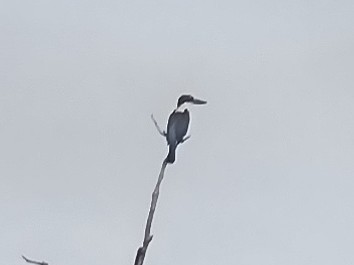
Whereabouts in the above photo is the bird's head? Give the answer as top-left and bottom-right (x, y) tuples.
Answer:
(177, 95), (207, 107)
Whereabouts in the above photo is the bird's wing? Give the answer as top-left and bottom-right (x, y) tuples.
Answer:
(167, 110), (189, 144)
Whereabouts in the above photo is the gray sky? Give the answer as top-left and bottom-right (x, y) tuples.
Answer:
(1, 0), (354, 264)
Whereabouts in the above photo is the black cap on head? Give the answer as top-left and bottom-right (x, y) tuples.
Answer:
(177, 95), (207, 107)
(177, 95), (194, 107)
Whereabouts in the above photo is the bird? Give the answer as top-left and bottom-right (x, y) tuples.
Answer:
(165, 95), (207, 163)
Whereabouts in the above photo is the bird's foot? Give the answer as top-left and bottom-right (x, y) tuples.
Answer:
(180, 135), (191, 143)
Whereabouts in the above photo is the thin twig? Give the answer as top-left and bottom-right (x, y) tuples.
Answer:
(151, 114), (166, 137)
(134, 159), (168, 265)
(22, 255), (48, 265)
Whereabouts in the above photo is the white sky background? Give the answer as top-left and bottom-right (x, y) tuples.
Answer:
(1, 0), (354, 264)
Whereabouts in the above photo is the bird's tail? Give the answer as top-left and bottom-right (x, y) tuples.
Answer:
(166, 144), (177, 164)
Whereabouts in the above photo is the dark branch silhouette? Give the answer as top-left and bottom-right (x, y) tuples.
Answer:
(22, 255), (48, 265)
(134, 159), (168, 265)
(134, 114), (192, 265)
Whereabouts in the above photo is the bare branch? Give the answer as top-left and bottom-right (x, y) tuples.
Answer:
(22, 255), (48, 265)
(151, 114), (166, 137)
(134, 159), (168, 265)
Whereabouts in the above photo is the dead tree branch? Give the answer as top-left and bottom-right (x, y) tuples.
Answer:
(134, 159), (168, 265)
(134, 114), (190, 265)
(22, 255), (48, 265)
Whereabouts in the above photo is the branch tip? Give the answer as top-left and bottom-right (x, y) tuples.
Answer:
(151, 114), (166, 137)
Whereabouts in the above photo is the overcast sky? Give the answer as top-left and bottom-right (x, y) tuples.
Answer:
(1, 0), (354, 264)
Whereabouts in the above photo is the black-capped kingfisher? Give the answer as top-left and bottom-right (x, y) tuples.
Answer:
(165, 95), (207, 163)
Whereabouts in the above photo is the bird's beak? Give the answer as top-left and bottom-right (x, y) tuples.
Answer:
(192, 98), (207, 105)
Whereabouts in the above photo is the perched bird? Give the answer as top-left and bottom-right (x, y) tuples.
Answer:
(166, 95), (207, 163)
